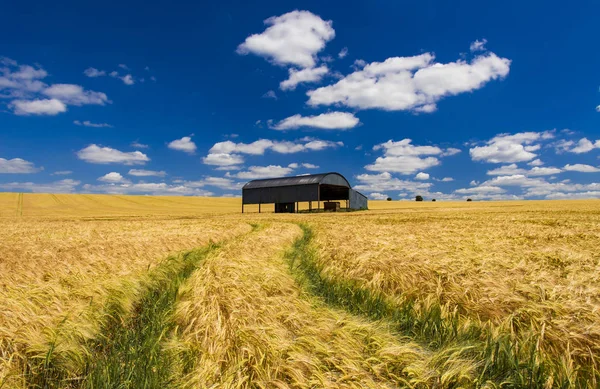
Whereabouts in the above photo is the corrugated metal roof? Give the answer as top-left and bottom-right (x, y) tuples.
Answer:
(242, 172), (350, 189)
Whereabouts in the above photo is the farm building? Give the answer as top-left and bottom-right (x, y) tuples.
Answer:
(242, 172), (368, 213)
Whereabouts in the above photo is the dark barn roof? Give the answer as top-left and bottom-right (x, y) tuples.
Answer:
(242, 172), (351, 190)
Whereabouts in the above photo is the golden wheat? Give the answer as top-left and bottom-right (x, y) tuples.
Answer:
(1, 193), (599, 388)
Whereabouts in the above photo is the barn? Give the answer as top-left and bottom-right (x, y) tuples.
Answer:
(241, 172), (368, 213)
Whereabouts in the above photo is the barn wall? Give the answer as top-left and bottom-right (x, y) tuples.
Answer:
(349, 189), (368, 210)
(242, 184), (319, 204)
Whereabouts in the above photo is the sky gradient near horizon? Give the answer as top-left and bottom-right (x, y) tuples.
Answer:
(1, 0), (600, 200)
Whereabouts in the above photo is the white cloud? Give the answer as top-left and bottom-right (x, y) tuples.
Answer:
(43, 84), (110, 106)
(369, 192), (389, 200)
(131, 141), (149, 149)
(98, 172), (129, 183)
(234, 165), (294, 179)
(596, 105), (600, 113)
(183, 176), (243, 190)
(118, 64), (129, 70)
(302, 163), (319, 169)
(262, 90), (277, 99)
(415, 172), (430, 180)
(83, 182), (214, 196)
(237, 10), (335, 68)
(74, 120), (113, 128)
(487, 163), (562, 176)
(441, 177), (454, 182)
(307, 50), (510, 112)
(168, 136), (197, 154)
(109, 71), (119, 78)
(271, 111), (359, 130)
(338, 47), (348, 59)
(77, 144), (150, 165)
(0, 157), (43, 173)
(563, 164), (600, 173)
(83, 67), (106, 77)
(470, 131), (552, 163)
(354, 172), (432, 193)
(469, 39), (487, 52)
(365, 139), (457, 174)
(280, 66), (329, 90)
(528, 166), (562, 176)
(204, 138), (342, 167)
(0, 179), (80, 193)
(51, 170), (72, 175)
(455, 185), (506, 194)
(121, 74), (134, 85)
(487, 164), (527, 175)
(203, 153), (245, 166)
(10, 98), (67, 115)
(128, 169), (166, 177)
(480, 174), (600, 199)
(569, 138), (600, 154)
(1, 60), (48, 102)
(528, 159), (544, 166)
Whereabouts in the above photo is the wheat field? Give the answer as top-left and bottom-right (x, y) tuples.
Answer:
(0, 193), (598, 388)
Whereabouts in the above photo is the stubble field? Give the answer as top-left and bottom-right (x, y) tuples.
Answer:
(0, 193), (598, 388)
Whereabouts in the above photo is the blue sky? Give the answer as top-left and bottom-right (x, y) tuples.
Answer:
(1, 0), (599, 200)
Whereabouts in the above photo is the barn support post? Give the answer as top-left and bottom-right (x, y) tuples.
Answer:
(317, 185), (321, 211)
(242, 203), (244, 213)
(309, 201), (312, 212)
(296, 202), (298, 213)
(259, 203), (261, 213)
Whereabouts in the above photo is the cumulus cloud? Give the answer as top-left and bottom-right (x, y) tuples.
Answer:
(365, 139), (458, 174)
(369, 192), (389, 200)
(168, 136), (197, 154)
(271, 112), (359, 130)
(563, 164), (600, 173)
(469, 39), (487, 52)
(0, 157), (43, 173)
(128, 169), (167, 177)
(43, 84), (110, 106)
(455, 185), (506, 194)
(237, 10), (335, 68)
(98, 172), (130, 183)
(307, 50), (510, 112)
(0, 179), (80, 193)
(83, 182), (214, 197)
(77, 144), (150, 165)
(83, 67), (106, 77)
(10, 98), (67, 115)
(203, 153), (246, 167)
(479, 174), (600, 199)
(280, 65), (329, 90)
(121, 74), (134, 85)
(415, 172), (430, 180)
(204, 138), (342, 166)
(302, 163), (319, 169)
(441, 177), (454, 182)
(470, 131), (553, 163)
(51, 170), (72, 175)
(234, 165), (294, 179)
(74, 120), (113, 128)
(557, 138), (600, 154)
(528, 159), (544, 166)
(354, 172), (432, 193)
(338, 47), (348, 59)
(487, 163), (562, 176)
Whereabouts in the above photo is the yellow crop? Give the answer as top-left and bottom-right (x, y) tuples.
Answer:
(0, 193), (598, 388)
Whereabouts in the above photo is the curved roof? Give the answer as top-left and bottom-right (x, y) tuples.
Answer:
(242, 172), (351, 189)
